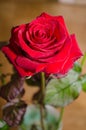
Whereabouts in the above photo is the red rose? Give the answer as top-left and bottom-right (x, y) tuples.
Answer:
(1, 13), (82, 77)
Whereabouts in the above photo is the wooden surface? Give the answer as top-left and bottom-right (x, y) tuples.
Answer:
(0, 0), (86, 130)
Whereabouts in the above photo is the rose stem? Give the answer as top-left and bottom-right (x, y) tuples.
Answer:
(57, 107), (64, 129)
(81, 52), (86, 67)
(40, 72), (45, 130)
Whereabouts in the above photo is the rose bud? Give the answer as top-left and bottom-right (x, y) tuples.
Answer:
(1, 12), (83, 77)
(3, 100), (27, 127)
(0, 75), (25, 102)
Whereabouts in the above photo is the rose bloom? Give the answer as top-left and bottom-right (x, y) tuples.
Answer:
(1, 13), (82, 77)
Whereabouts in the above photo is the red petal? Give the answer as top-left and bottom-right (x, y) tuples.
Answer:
(1, 47), (33, 77)
(44, 35), (82, 74)
(16, 56), (45, 73)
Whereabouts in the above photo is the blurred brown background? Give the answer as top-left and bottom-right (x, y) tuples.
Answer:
(0, 0), (86, 130)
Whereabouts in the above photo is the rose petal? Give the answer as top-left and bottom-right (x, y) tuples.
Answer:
(1, 47), (33, 77)
(44, 35), (82, 74)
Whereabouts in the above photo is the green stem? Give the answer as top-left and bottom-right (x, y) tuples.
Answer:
(57, 107), (64, 130)
(81, 52), (86, 67)
(40, 72), (45, 130)
(41, 72), (45, 104)
(40, 105), (45, 130)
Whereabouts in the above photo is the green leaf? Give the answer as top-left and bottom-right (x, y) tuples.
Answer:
(20, 105), (62, 130)
(80, 75), (86, 92)
(45, 69), (82, 107)
(0, 120), (9, 130)
(73, 62), (82, 73)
